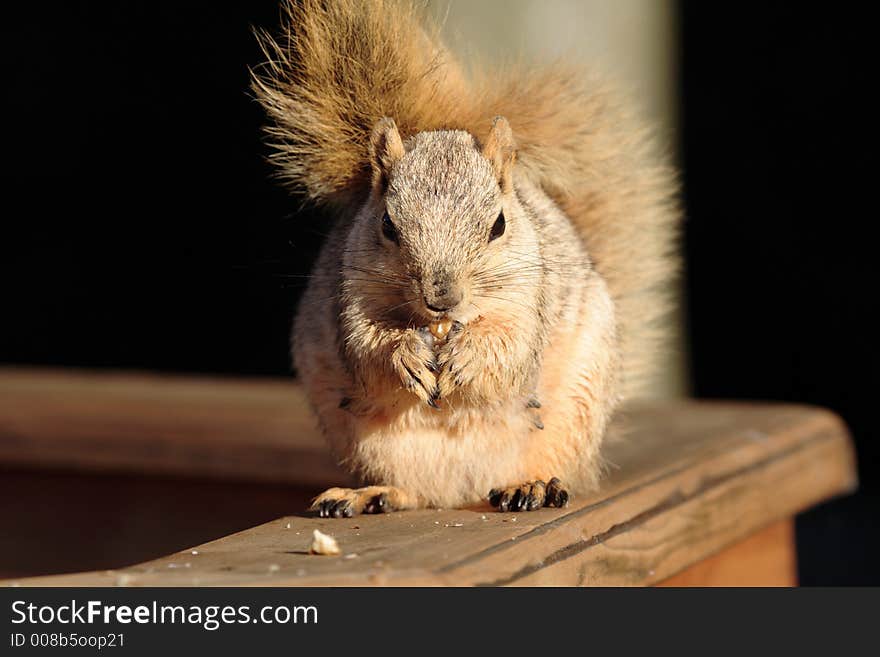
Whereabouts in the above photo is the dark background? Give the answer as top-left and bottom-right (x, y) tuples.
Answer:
(680, 4), (875, 585)
(1, 2), (875, 583)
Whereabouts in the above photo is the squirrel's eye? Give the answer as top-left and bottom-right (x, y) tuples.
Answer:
(489, 211), (506, 242)
(381, 211), (399, 245)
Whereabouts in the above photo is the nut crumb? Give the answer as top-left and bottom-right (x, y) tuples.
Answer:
(268, 564), (280, 573)
(310, 529), (341, 555)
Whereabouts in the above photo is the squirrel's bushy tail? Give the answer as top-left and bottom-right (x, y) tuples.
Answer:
(252, 0), (469, 207)
(253, 0), (679, 398)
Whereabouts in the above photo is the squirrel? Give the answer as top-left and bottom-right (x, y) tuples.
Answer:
(252, 0), (678, 516)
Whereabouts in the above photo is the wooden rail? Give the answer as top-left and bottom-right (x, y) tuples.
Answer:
(0, 367), (349, 486)
(0, 368), (858, 586)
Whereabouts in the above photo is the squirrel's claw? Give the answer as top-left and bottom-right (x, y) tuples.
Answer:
(545, 477), (570, 508)
(527, 396), (544, 429)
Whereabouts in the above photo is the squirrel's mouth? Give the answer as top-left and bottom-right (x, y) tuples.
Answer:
(424, 301), (453, 314)
(419, 299), (462, 324)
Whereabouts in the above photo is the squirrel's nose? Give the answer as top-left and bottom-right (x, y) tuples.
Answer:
(424, 283), (463, 313)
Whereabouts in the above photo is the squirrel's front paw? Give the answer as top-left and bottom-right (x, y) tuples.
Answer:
(391, 329), (439, 407)
(488, 478), (570, 512)
(435, 321), (478, 398)
(311, 486), (416, 517)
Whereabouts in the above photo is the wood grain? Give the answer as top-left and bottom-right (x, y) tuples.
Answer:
(0, 367), (857, 586)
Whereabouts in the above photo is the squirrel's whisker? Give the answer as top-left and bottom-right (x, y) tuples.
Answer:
(472, 293), (540, 313)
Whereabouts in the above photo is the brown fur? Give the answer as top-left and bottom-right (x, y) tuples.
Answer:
(252, 0), (679, 513)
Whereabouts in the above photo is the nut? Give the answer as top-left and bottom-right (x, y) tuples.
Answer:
(429, 319), (452, 341)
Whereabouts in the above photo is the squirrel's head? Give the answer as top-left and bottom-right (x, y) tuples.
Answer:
(344, 116), (539, 327)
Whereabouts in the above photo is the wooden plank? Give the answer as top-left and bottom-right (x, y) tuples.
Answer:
(0, 367), (351, 487)
(657, 520), (796, 586)
(0, 367), (857, 586)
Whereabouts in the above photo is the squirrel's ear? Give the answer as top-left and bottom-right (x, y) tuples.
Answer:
(482, 116), (516, 191)
(369, 117), (405, 193)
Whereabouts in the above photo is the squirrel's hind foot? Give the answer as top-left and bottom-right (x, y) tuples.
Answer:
(310, 486), (415, 518)
(488, 477), (569, 513)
